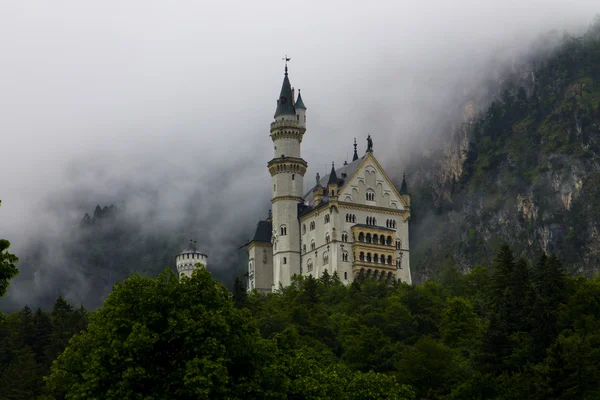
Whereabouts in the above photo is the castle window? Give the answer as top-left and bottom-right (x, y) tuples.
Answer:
(393, 220), (397, 228)
(396, 240), (401, 249)
(366, 233), (371, 243)
(283, 257), (287, 265)
(342, 232), (348, 242)
(386, 236), (392, 246)
(280, 225), (287, 236)
(344, 271), (348, 280)
(373, 234), (379, 244)
(373, 253), (378, 263)
(366, 253), (372, 262)
(387, 255), (393, 265)
(311, 240), (315, 251)
(303, 224), (306, 235)
(366, 190), (375, 201)
(380, 254), (385, 264)
(358, 232), (364, 242)
(303, 244), (306, 253)
(323, 252), (329, 265)
(307, 259), (313, 272)
(325, 233), (330, 244)
(310, 221), (315, 231)
(325, 214), (330, 224)
(292, 174), (295, 180)
(342, 251), (348, 262)
(360, 252), (365, 261)
(297, 114), (299, 121)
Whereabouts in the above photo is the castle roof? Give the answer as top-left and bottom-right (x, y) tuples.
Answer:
(302, 155), (364, 207)
(180, 240), (207, 257)
(295, 91), (306, 110)
(274, 68), (296, 118)
(251, 220), (272, 243)
(399, 173), (409, 195)
(327, 163), (339, 185)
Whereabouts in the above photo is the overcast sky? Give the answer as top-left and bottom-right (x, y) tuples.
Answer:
(0, 1), (598, 305)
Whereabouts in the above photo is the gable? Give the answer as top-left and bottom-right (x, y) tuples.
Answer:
(338, 153), (407, 210)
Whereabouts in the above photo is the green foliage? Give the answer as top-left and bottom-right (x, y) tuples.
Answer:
(0, 200), (19, 298)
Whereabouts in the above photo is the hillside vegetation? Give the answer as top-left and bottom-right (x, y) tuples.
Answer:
(412, 20), (600, 279)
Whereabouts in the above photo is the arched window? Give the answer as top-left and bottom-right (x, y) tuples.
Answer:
(342, 251), (348, 262)
(386, 236), (392, 246)
(366, 253), (372, 262)
(358, 232), (365, 242)
(366, 233), (371, 243)
(345, 214), (349, 222)
(303, 244), (306, 253)
(396, 240), (401, 249)
(323, 252), (329, 265)
(360, 251), (365, 261)
(280, 225), (287, 236)
(325, 233), (330, 244)
(380, 254), (386, 264)
(373, 218), (376, 225)
(387, 255), (393, 265)
(373, 253), (378, 263)
(292, 174), (295, 180)
(366, 190), (375, 201)
(311, 240), (315, 251)
(307, 259), (313, 272)
(325, 214), (330, 224)
(302, 224), (306, 234)
(342, 232), (348, 242)
(283, 257), (287, 265)
(344, 272), (348, 280)
(310, 221), (315, 231)
(393, 220), (397, 228)
(373, 234), (379, 244)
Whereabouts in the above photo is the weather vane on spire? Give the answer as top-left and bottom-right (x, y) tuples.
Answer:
(282, 55), (291, 74)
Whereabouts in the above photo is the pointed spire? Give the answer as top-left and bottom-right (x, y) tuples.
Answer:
(400, 173), (409, 195)
(274, 59), (296, 118)
(352, 138), (358, 161)
(328, 162), (338, 185)
(295, 89), (307, 110)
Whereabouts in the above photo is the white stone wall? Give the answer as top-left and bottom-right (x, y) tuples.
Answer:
(274, 138), (301, 159)
(176, 253), (207, 278)
(248, 243), (273, 293)
(272, 172), (304, 199)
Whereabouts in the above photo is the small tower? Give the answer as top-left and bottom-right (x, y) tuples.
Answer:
(327, 162), (339, 198)
(400, 173), (410, 207)
(295, 89), (307, 128)
(176, 240), (208, 278)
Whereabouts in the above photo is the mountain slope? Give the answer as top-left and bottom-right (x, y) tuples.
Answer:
(411, 21), (600, 280)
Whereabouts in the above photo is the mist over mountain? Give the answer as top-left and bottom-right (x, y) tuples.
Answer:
(1, 1), (597, 310)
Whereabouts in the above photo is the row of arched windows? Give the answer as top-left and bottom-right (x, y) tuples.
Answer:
(358, 252), (394, 265)
(302, 221), (317, 235)
(366, 190), (375, 201)
(386, 219), (397, 229)
(341, 232), (348, 242)
(366, 216), (377, 225)
(357, 232), (393, 246)
(345, 213), (356, 223)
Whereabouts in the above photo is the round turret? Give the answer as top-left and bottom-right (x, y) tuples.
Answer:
(176, 240), (208, 278)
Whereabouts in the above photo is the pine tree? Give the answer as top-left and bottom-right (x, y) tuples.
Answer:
(232, 276), (247, 308)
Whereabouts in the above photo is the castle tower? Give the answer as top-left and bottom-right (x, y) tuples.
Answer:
(176, 240), (208, 278)
(268, 62), (307, 289)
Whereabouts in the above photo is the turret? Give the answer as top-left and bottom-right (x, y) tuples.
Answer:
(295, 89), (307, 128)
(327, 162), (339, 198)
(268, 60), (308, 289)
(400, 173), (410, 207)
(176, 240), (208, 279)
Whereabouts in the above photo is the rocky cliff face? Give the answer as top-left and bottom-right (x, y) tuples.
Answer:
(409, 24), (600, 281)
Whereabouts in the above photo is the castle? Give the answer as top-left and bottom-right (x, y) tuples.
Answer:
(175, 64), (412, 289)
(246, 63), (412, 292)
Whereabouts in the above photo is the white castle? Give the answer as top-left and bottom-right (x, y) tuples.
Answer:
(246, 63), (412, 292)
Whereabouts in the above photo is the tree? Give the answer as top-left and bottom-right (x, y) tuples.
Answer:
(0, 200), (19, 298)
(232, 276), (247, 308)
(46, 269), (282, 399)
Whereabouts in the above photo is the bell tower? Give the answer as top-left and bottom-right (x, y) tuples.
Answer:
(268, 59), (307, 289)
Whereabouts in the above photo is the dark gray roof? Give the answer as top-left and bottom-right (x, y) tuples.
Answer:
(180, 241), (207, 257)
(251, 220), (272, 243)
(295, 91), (306, 110)
(303, 156), (364, 206)
(274, 70), (296, 118)
(400, 173), (409, 195)
(327, 163), (338, 185)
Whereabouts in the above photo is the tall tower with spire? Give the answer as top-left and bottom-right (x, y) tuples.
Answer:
(268, 60), (308, 289)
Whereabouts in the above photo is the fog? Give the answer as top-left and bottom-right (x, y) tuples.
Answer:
(0, 1), (597, 308)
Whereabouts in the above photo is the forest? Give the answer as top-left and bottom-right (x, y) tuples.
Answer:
(2, 235), (600, 398)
